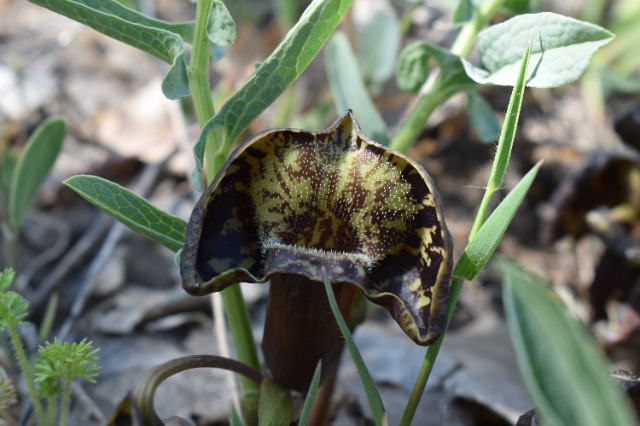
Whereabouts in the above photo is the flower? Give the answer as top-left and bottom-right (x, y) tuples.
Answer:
(181, 111), (453, 391)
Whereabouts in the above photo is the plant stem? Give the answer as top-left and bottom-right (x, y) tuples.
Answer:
(8, 325), (46, 425)
(399, 277), (463, 426)
(221, 285), (261, 394)
(134, 355), (263, 426)
(47, 395), (56, 426)
(59, 377), (71, 426)
(188, 0), (261, 420)
(400, 28), (533, 426)
(188, 0), (217, 185)
(390, 0), (505, 153)
(390, 75), (449, 153)
(449, 0), (504, 57)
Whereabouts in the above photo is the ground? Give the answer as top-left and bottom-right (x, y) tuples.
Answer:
(1, 0), (639, 424)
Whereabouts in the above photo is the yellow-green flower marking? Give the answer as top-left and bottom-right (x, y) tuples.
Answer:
(181, 112), (453, 390)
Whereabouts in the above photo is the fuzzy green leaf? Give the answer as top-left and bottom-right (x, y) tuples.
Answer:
(396, 41), (476, 95)
(64, 175), (187, 252)
(192, 0), (352, 189)
(208, 0), (236, 46)
(497, 259), (636, 426)
(325, 32), (390, 145)
(258, 378), (297, 426)
(396, 41), (432, 93)
(9, 117), (66, 231)
(462, 12), (614, 87)
(454, 161), (542, 280)
(28, 0), (191, 99)
(0, 269), (29, 330)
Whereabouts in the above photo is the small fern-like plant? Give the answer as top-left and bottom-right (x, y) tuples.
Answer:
(0, 268), (100, 426)
(35, 339), (100, 426)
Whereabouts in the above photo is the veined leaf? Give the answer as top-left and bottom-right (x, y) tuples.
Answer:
(325, 32), (390, 146)
(9, 117), (66, 230)
(28, 0), (191, 99)
(462, 12), (614, 87)
(497, 258), (636, 426)
(64, 175), (186, 252)
(207, 0), (236, 47)
(192, 0), (352, 189)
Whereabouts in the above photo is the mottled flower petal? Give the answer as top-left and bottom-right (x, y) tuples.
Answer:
(181, 111), (453, 345)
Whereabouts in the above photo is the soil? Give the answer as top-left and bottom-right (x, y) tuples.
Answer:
(1, 0), (639, 425)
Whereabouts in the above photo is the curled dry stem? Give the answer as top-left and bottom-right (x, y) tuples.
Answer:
(133, 355), (263, 425)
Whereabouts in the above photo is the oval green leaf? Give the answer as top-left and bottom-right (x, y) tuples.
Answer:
(462, 12), (614, 87)
(207, 0), (236, 47)
(64, 175), (186, 252)
(9, 117), (66, 230)
(497, 258), (636, 426)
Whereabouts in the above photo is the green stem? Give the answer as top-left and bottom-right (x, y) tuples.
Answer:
(47, 395), (56, 426)
(390, 76), (452, 153)
(188, 0), (261, 418)
(188, 0), (217, 184)
(8, 325), (46, 425)
(390, 0), (505, 153)
(450, 0), (505, 57)
(400, 26), (533, 426)
(59, 377), (71, 426)
(400, 276), (464, 426)
(221, 285), (261, 395)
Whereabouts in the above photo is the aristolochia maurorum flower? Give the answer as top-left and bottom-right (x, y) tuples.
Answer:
(181, 112), (453, 392)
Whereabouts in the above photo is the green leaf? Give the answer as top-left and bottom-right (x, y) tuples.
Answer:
(396, 41), (432, 93)
(208, 0), (236, 47)
(64, 175), (187, 252)
(322, 270), (387, 426)
(462, 12), (615, 87)
(298, 362), (322, 425)
(258, 377), (297, 426)
(497, 258), (637, 426)
(452, 0), (473, 24)
(229, 405), (246, 426)
(0, 150), (18, 200)
(28, 0), (191, 99)
(192, 0), (352, 189)
(356, 6), (400, 91)
(398, 41), (476, 95)
(9, 117), (66, 231)
(467, 91), (501, 143)
(325, 32), (390, 146)
(454, 161), (542, 280)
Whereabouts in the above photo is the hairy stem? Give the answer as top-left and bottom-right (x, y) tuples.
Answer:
(8, 325), (46, 425)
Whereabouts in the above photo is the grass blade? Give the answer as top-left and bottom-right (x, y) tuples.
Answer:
(322, 268), (387, 426)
